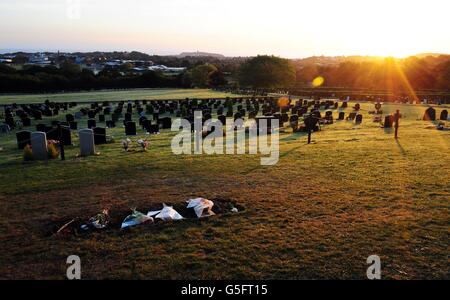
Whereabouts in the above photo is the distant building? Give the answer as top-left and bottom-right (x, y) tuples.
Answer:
(27, 53), (51, 66)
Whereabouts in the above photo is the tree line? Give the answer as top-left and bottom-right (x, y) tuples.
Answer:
(0, 54), (449, 93)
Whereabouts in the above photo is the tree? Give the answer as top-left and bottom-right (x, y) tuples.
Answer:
(210, 69), (228, 87)
(238, 55), (296, 88)
(190, 63), (218, 87)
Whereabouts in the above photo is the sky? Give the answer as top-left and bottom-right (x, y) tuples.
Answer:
(0, 0), (449, 58)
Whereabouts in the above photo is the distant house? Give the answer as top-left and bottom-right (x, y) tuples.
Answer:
(28, 53), (52, 66)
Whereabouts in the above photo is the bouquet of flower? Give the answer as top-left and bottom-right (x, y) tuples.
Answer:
(137, 139), (149, 151)
(122, 138), (132, 152)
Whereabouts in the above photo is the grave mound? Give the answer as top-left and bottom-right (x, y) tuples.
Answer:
(45, 198), (244, 237)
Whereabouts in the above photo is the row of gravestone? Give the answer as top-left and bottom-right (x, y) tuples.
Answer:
(423, 108), (448, 121)
(16, 126), (108, 150)
(18, 129), (97, 160)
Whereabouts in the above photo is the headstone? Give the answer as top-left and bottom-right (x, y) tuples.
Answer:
(88, 110), (96, 119)
(423, 107), (436, 121)
(93, 127), (107, 145)
(384, 115), (394, 128)
(22, 117), (31, 127)
(149, 124), (160, 134)
(69, 121), (78, 130)
(16, 130), (32, 149)
(106, 120), (116, 128)
(347, 112), (357, 121)
(355, 114), (363, 124)
(142, 119), (152, 133)
(125, 113), (132, 122)
(98, 115), (105, 122)
(74, 112), (83, 119)
(87, 119), (96, 129)
(125, 121), (137, 136)
(440, 110), (448, 121)
(58, 126), (72, 146)
(338, 112), (345, 120)
(79, 129), (95, 156)
(33, 111), (42, 120)
(159, 117), (172, 129)
(31, 132), (48, 160)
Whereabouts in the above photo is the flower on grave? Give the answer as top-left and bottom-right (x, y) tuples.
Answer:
(122, 138), (132, 152)
(137, 139), (149, 151)
(47, 140), (60, 146)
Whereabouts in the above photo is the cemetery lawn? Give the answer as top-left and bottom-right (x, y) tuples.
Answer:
(0, 88), (241, 105)
(0, 102), (449, 279)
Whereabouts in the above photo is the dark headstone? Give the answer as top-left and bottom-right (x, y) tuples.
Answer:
(88, 110), (96, 119)
(106, 120), (116, 128)
(159, 117), (172, 129)
(66, 114), (75, 123)
(22, 117), (31, 127)
(69, 121), (78, 130)
(93, 127), (107, 145)
(98, 115), (105, 122)
(59, 126), (72, 146)
(440, 110), (448, 121)
(87, 119), (96, 129)
(16, 130), (32, 149)
(338, 112), (345, 120)
(423, 107), (436, 121)
(355, 114), (363, 124)
(125, 121), (137, 136)
(384, 115), (394, 128)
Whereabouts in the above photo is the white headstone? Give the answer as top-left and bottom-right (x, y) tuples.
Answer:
(79, 129), (95, 156)
(31, 131), (48, 160)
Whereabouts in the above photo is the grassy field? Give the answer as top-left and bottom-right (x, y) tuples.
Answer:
(0, 100), (449, 279)
(0, 88), (241, 105)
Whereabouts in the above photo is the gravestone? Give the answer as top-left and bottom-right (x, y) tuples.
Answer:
(16, 130), (32, 149)
(36, 124), (48, 132)
(22, 117), (31, 127)
(159, 117), (172, 129)
(149, 124), (160, 134)
(33, 111), (42, 120)
(31, 132), (48, 160)
(98, 115), (105, 123)
(125, 121), (137, 136)
(125, 113), (132, 122)
(440, 110), (448, 120)
(88, 110), (96, 119)
(87, 119), (96, 129)
(218, 115), (226, 126)
(74, 112), (83, 119)
(355, 114), (363, 124)
(142, 119), (152, 133)
(69, 121), (78, 130)
(79, 129), (95, 157)
(93, 127), (107, 145)
(423, 107), (436, 121)
(384, 115), (394, 128)
(59, 126), (72, 146)
(347, 112), (357, 121)
(106, 120), (116, 128)
(338, 112), (345, 120)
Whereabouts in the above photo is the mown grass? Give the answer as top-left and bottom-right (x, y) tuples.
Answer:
(0, 101), (448, 279)
(0, 88), (241, 105)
